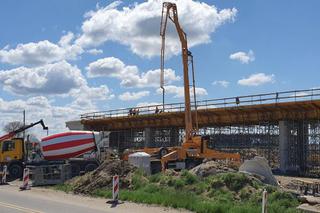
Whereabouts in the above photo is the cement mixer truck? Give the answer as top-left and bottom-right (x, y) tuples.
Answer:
(0, 121), (107, 179)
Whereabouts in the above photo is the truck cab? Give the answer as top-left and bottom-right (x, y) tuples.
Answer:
(0, 138), (24, 179)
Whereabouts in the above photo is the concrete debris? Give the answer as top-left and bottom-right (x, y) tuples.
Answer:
(239, 156), (278, 186)
(68, 159), (136, 194)
(189, 160), (238, 177)
(297, 203), (320, 213)
(298, 196), (320, 205)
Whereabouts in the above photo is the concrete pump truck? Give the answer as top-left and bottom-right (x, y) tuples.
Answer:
(123, 2), (241, 171)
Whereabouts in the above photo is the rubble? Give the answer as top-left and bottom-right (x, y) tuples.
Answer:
(67, 159), (136, 194)
(189, 160), (238, 177)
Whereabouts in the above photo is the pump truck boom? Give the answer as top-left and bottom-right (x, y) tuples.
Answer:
(123, 2), (240, 172)
(159, 2), (240, 170)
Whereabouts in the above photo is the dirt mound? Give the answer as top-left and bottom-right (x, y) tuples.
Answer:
(190, 160), (238, 177)
(68, 159), (136, 194)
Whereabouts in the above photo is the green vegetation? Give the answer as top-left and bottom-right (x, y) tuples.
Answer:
(54, 170), (300, 213)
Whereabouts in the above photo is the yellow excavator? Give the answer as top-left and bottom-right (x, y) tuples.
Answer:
(124, 2), (240, 171)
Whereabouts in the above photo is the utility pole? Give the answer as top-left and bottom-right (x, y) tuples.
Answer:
(23, 110), (26, 140)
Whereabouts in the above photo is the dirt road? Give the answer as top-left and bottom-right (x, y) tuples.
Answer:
(0, 183), (189, 213)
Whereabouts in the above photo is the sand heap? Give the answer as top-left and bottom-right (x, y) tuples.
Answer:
(68, 159), (136, 194)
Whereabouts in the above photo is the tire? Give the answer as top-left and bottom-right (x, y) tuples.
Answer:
(84, 163), (98, 173)
(158, 147), (169, 159)
(8, 164), (23, 179)
(71, 164), (81, 177)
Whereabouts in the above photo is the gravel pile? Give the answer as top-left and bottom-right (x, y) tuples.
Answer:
(68, 159), (136, 194)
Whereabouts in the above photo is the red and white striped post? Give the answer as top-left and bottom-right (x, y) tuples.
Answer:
(20, 168), (30, 190)
(1, 165), (7, 184)
(112, 175), (119, 203)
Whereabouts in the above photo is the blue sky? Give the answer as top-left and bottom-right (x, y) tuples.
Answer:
(0, 0), (319, 134)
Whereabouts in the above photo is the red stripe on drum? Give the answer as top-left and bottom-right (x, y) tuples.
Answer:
(42, 138), (94, 151)
(43, 146), (96, 160)
(42, 131), (92, 141)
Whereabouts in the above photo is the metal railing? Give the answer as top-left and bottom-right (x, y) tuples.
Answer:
(81, 88), (320, 120)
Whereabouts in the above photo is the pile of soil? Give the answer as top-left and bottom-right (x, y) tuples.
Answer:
(190, 160), (238, 177)
(68, 159), (136, 194)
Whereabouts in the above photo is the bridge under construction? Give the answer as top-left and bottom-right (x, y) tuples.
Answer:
(77, 89), (320, 177)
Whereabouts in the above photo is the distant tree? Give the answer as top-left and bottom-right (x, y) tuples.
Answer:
(3, 121), (25, 137)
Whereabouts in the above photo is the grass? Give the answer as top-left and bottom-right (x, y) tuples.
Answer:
(53, 170), (301, 213)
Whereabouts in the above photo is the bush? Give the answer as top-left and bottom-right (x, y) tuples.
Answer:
(220, 173), (249, 191)
(183, 171), (198, 185)
(173, 179), (184, 189)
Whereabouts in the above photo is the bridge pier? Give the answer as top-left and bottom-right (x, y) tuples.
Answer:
(279, 120), (290, 173)
(144, 128), (155, 147)
(279, 120), (308, 174)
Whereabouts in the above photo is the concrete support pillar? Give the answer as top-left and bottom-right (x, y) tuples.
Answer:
(279, 120), (290, 173)
(170, 128), (180, 146)
(279, 120), (309, 175)
(297, 121), (308, 174)
(144, 128), (154, 147)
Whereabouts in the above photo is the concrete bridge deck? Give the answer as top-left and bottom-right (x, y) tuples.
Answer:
(81, 89), (320, 131)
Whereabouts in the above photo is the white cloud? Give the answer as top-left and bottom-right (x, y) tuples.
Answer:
(70, 85), (114, 109)
(86, 57), (180, 88)
(0, 61), (114, 109)
(238, 73), (275, 86)
(76, 0), (237, 58)
(0, 35), (83, 66)
(157, 85), (207, 98)
(0, 61), (86, 95)
(212, 80), (230, 88)
(118, 91), (150, 101)
(58, 32), (75, 47)
(136, 102), (162, 107)
(0, 96), (88, 136)
(87, 48), (103, 55)
(230, 50), (255, 64)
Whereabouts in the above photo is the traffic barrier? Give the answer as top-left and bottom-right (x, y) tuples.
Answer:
(112, 175), (119, 203)
(262, 189), (267, 213)
(20, 168), (30, 190)
(1, 166), (7, 184)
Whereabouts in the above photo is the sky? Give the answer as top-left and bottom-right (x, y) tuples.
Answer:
(0, 0), (319, 136)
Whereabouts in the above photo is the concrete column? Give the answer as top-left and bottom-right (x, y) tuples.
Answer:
(170, 128), (180, 146)
(297, 121), (308, 174)
(144, 128), (154, 147)
(279, 120), (290, 173)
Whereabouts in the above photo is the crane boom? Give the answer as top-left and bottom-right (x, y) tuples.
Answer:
(160, 2), (193, 142)
(0, 120), (48, 142)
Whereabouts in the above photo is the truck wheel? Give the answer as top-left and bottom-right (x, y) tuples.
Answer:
(158, 147), (169, 158)
(9, 164), (23, 179)
(84, 163), (98, 173)
(71, 164), (80, 177)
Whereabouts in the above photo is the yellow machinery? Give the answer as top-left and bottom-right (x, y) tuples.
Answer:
(0, 120), (48, 178)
